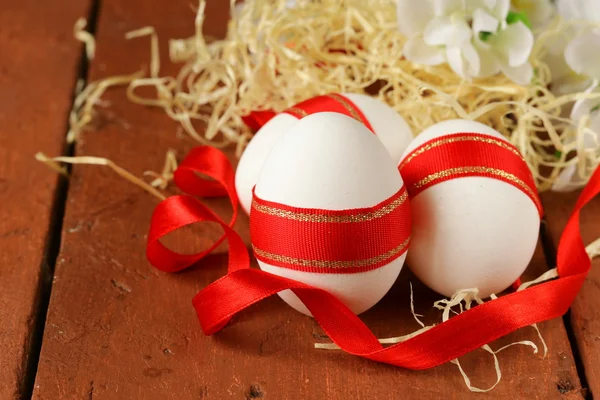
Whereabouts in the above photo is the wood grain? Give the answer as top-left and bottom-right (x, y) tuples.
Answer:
(542, 190), (600, 398)
(32, 0), (583, 398)
(0, 0), (92, 398)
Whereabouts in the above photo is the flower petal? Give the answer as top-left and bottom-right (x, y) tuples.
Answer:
(472, 8), (499, 35)
(424, 17), (471, 47)
(500, 61), (533, 84)
(491, 0), (510, 21)
(570, 82), (599, 122)
(584, 123), (600, 149)
(474, 44), (501, 77)
(557, 0), (600, 22)
(423, 16), (454, 46)
(553, 75), (594, 95)
(433, 0), (464, 16)
(463, 0), (494, 13)
(492, 21), (534, 67)
(462, 42), (481, 76)
(565, 31), (600, 80)
(446, 46), (465, 78)
(403, 36), (446, 65)
(480, 0), (496, 10)
(571, 83), (600, 149)
(552, 164), (585, 192)
(557, 0), (583, 20)
(586, 119), (600, 148)
(397, 0), (435, 37)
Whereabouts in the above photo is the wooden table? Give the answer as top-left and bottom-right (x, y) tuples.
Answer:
(1, 0), (598, 399)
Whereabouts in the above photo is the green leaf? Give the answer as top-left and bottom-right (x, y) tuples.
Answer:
(478, 31), (493, 41)
(506, 10), (532, 30)
(555, 150), (562, 159)
(591, 103), (600, 113)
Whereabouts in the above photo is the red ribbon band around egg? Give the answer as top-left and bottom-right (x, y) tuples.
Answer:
(147, 132), (597, 370)
(241, 93), (374, 133)
(398, 133), (543, 217)
(251, 186), (410, 273)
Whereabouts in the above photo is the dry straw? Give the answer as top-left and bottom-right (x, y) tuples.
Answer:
(62, 0), (600, 193)
(124, 0), (599, 192)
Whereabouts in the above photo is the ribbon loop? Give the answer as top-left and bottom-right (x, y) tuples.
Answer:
(147, 146), (239, 273)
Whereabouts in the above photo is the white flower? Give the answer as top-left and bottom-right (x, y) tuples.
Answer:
(545, 0), (600, 94)
(397, 0), (535, 84)
(548, 5), (600, 191)
(552, 82), (600, 192)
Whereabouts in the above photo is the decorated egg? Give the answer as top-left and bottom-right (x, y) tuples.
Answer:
(235, 92), (414, 214)
(398, 119), (543, 298)
(251, 112), (411, 315)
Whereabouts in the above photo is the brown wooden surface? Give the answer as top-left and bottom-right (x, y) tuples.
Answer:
(0, 1), (92, 399)
(20, 0), (588, 399)
(542, 191), (600, 397)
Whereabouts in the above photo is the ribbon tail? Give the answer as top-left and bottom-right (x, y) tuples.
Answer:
(556, 164), (600, 277)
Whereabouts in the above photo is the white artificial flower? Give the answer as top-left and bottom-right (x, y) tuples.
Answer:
(397, 0), (535, 84)
(548, 4), (600, 191)
(552, 82), (600, 192)
(545, 0), (600, 94)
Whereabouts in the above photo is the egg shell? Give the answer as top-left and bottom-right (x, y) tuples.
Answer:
(235, 93), (414, 214)
(399, 119), (540, 298)
(254, 112), (408, 316)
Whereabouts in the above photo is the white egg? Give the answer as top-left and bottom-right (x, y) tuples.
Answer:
(398, 119), (541, 298)
(235, 113), (297, 216)
(235, 93), (414, 214)
(252, 112), (410, 316)
(341, 93), (413, 162)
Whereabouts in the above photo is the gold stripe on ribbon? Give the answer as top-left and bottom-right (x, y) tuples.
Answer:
(254, 238), (410, 269)
(326, 93), (364, 124)
(399, 135), (524, 170)
(252, 190), (408, 223)
(413, 166), (542, 212)
(285, 107), (308, 118)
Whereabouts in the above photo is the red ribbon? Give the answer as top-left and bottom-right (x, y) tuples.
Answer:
(240, 93), (374, 133)
(146, 146), (238, 273)
(399, 133), (543, 217)
(147, 144), (598, 370)
(251, 186), (410, 273)
(241, 110), (277, 133)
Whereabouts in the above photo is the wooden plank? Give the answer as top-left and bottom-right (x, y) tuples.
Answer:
(542, 190), (600, 397)
(0, 1), (92, 398)
(32, 1), (583, 398)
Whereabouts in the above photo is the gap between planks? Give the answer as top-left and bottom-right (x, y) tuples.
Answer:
(19, 1), (103, 398)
